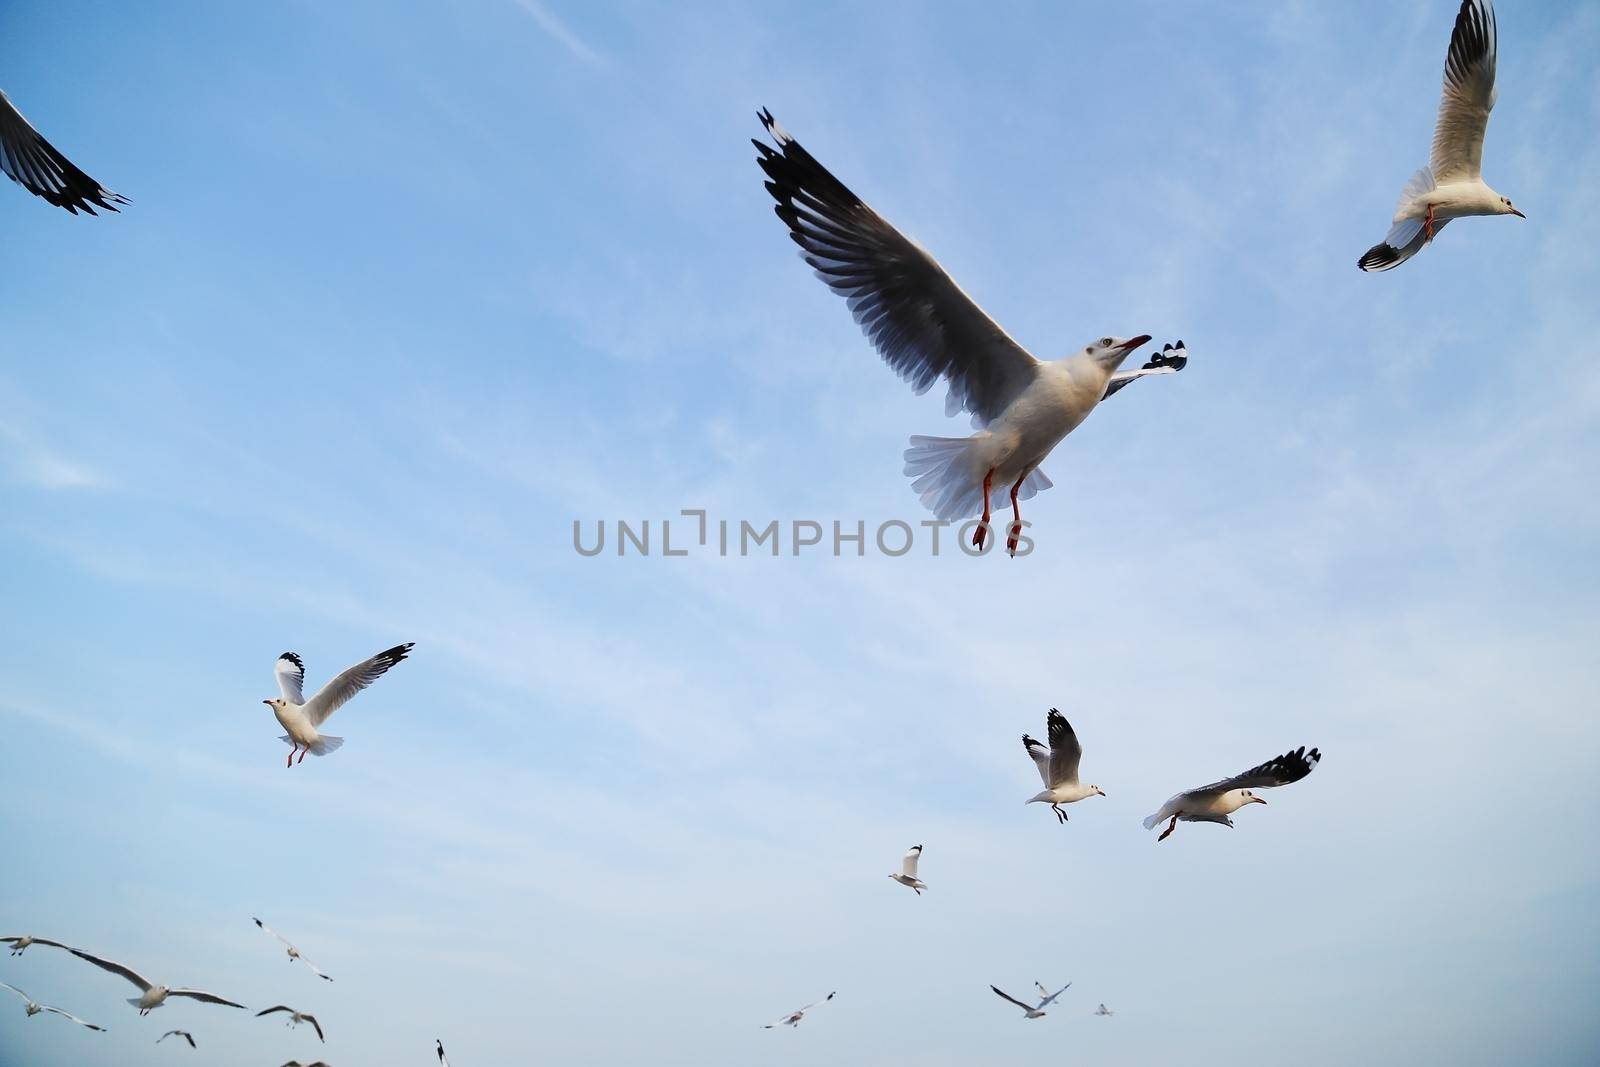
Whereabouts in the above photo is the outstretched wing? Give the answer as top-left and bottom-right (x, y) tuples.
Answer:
(1021, 734), (1052, 789)
(275, 655), (306, 704)
(0, 980), (30, 1002)
(753, 109), (1041, 427)
(297, 955), (333, 981)
(0, 89), (129, 214)
(1190, 746), (1322, 797)
(436, 1040), (451, 1067)
(40, 1005), (105, 1030)
(306, 1014), (325, 1042)
(1045, 709), (1082, 787)
(169, 989), (246, 1009)
(1430, 0), (1497, 182)
(257, 1005), (294, 1017)
(1, 936), (71, 951)
(900, 845), (922, 879)
(1104, 341), (1188, 400)
(990, 985), (1034, 1012)
(303, 643), (414, 726)
(68, 949), (153, 992)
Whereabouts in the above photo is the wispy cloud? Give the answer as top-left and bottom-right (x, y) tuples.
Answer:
(513, 0), (604, 65)
(0, 423), (103, 490)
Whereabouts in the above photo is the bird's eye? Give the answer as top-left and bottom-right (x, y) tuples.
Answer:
(1099, 336), (1113, 347)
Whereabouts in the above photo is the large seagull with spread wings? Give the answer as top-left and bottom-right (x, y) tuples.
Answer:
(263, 643), (414, 766)
(753, 110), (1188, 554)
(1358, 0), (1523, 271)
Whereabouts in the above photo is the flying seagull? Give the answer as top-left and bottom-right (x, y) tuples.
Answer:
(887, 844), (928, 895)
(1023, 709), (1105, 823)
(753, 109), (1186, 555)
(0, 980), (106, 1031)
(1094, 1003), (1115, 1017)
(279, 1061), (331, 1067)
(0, 89), (128, 214)
(158, 1029), (197, 1047)
(1143, 746), (1321, 841)
(258, 1005), (325, 1041)
(763, 991), (835, 1029)
(436, 1039), (451, 1066)
(1358, 0), (1522, 271)
(1032, 981), (1071, 1009)
(990, 984), (1051, 1020)
(264, 643), (414, 766)
(65, 947), (247, 1015)
(253, 918), (333, 980)
(1, 935), (72, 957)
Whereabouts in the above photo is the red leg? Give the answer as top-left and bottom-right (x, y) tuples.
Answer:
(286, 745), (296, 768)
(297, 746), (308, 764)
(1007, 474), (1026, 555)
(1157, 814), (1179, 842)
(1424, 203), (1436, 240)
(972, 468), (995, 548)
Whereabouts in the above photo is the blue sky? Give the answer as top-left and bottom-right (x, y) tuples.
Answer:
(2, 1), (1598, 1064)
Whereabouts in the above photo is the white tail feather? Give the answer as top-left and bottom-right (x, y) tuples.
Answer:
(903, 435), (1052, 521)
(1141, 812), (1162, 830)
(308, 736), (344, 756)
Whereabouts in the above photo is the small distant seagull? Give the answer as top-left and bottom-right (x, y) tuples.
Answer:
(887, 845), (928, 895)
(436, 1039), (451, 1066)
(264, 643), (415, 766)
(65, 948), (247, 1015)
(1, 935), (72, 957)
(279, 1061), (331, 1067)
(1143, 746), (1321, 841)
(253, 918), (333, 981)
(990, 984), (1049, 1020)
(0, 89), (128, 215)
(1094, 1003), (1115, 1017)
(257, 1005), (325, 1042)
(753, 109), (1187, 555)
(1023, 709), (1105, 823)
(1032, 981), (1071, 1009)
(763, 991), (835, 1029)
(1359, 0), (1522, 271)
(0, 980), (105, 1031)
(158, 1029), (197, 1047)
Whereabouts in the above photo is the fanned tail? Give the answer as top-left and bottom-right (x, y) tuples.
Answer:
(903, 435), (1051, 521)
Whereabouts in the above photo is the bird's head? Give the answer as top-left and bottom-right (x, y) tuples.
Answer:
(1090, 785), (1107, 798)
(263, 698), (286, 711)
(1240, 789), (1267, 806)
(1498, 195), (1525, 219)
(1081, 334), (1151, 371)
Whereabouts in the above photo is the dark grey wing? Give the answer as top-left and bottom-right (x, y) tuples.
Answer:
(1103, 341), (1188, 399)
(257, 1006), (294, 1017)
(1045, 709), (1082, 787)
(0, 89), (128, 214)
(1192, 746), (1321, 795)
(1431, 0), (1497, 182)
(991, 985), (1034, 1012)
(436, 1039), (451, 1067)
(68, 949), (152, 991)
(168, 989), (246, 1009)
(307, 1015), (324, 1042)
(754, 109), (1040, 427)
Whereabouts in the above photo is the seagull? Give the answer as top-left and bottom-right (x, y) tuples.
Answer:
(253, 918), (333, 980)
(0, 980), (105, 1031)
(1143, 746), (1322, 842)
(763, 991), (835, 1028)
(158, 1029), (197, 1047)
(1094, 1003), (1115, 1017)
(258, 1005), (325, 1042)
(990, 985), (1050, 1020)
(65, 948), (247, 1015)
(1, 935), (72, 957)
(1023, 709), (1105, 823)
(436, 1039), (451, 1066)
(0, 89), (128, 215)
(263, 643), (415, 766)
(1358, 0), (1522, 271)
(753, 109), (1186, 555)
(1032, 981), (1071, 1009)
(887, 844), (928, 895)
(279, 1061), (331, 1067)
